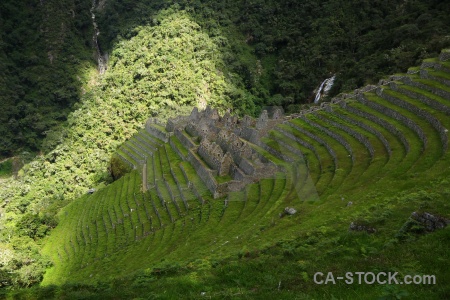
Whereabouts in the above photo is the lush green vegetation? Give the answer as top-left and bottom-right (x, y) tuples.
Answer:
(0, 0), (93, 156)
(0, 0), (450, 297)
(1, 0), (450, 156)
(0, 159), (13, 178)
(20, 49), (447, 298)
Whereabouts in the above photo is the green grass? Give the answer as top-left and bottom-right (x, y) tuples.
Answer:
(316, 110), (391, 182)
(36, 54), (450, 299)
(290, 117), (354, 197)
(366, 91), (442, 172)
(169, 135), (189, 158)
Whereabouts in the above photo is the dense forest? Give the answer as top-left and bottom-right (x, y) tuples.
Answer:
(0, 0), (449, 291)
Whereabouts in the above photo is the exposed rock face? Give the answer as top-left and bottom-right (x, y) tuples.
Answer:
(349, 222), (376, 234)
(279, 207), (297, 218)
(410, 212), (450, 232)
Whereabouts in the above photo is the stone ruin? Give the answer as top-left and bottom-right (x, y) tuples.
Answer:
(164, 105), (285, 198)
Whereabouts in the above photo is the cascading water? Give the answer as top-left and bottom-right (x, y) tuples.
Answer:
(314, 75), (336, 104)
(91, 0), (107, 74)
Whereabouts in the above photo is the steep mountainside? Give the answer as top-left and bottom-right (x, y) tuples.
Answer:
(38, 50), (450, 298)
(0, 0), (450, 295)
(0, 0), (93, 156)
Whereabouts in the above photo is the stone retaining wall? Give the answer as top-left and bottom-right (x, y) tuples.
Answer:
(257, 140), (294, 163)
(400, 76), (450, 100)
(378, 88), (448, 150)
(314, 113), (375, 158)
(300, 116), (355, 163)
(357, 94), (426, 151)
(169, 136), (186, 160)
(187, 149), (219, 197)
(121, 147), (144, 165)
(178, 164), (205, 204)
(332, 111), (392, 156)
(145, 123), (169, 142)
(116, 153), (136, 169)
(439, 50), (450, 62)
(174, 129), (196, 150)
(135, 136), (157, 152)
(164, 181), (181, 215)
(341, 103), (410, 153)
(421, 61), (450, 73)
(420, 69), (450, 86)
(391, 83), (450, 116)
(285, 122), (338, 167)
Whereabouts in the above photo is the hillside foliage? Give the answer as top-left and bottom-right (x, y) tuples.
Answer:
(0, 0), (449, 293)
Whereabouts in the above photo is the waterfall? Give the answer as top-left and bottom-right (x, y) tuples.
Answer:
(314, 75), (336, 104)
(90, 0), (107, 74)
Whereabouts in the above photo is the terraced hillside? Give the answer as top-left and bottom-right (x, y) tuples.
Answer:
(42, 50), (450, 287)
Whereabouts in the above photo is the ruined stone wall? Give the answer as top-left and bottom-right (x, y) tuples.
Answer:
(237, 158), (255, 175)
(230, 164), (246, 181)
(217, 131), (252, 165)
(198, 138), (223, 171)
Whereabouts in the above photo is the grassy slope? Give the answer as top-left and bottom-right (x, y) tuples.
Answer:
(31, 54), (450, 299)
